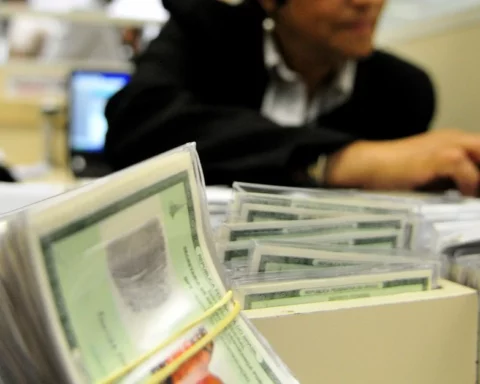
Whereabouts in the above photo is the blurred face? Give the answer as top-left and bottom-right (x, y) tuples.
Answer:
(260, 0), (385, 59)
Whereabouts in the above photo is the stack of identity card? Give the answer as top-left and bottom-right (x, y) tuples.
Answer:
(214, 181), (480, 315)
(0, 144), (299, 384)
(441, 227), (480, 381)
(3, 139), (480, 383)
(214, 181), (480, 380)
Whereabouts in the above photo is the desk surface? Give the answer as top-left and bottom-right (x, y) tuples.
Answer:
(25, 168), (75, 184)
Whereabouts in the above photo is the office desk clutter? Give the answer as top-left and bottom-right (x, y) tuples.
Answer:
(0, 144), (298, 384)
(0, 182), (67, 215)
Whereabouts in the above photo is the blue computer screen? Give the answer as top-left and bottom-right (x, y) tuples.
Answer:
(70, 71), (130, 152)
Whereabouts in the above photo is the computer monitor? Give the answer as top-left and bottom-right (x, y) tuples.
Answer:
(68, 69), (131, 178)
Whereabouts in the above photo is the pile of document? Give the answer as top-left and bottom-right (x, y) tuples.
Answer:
(211, 182), (480, 313)
(0, 145), (298, 383)
(211, 181), (480, 379)
(442, 227), (480, 381)
(4, 141), (480, 383)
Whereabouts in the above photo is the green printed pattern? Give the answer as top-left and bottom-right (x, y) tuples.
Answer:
(328, 236), (399, 248)
(258, 255), (359, 273)
(224, 248), (250, 262)
(243, 277), (430, 310)
(248, 211), (300, 222)
(291, 201), (407, 214)
(41, 172), (194, 381)
(40, 171), (285, 384)
(230, 226), (348, 242)
(230, 221), (403, 242)
(247, 210), (322, 223)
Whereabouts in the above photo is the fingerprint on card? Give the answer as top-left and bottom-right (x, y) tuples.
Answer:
(106, 218), (171, 313)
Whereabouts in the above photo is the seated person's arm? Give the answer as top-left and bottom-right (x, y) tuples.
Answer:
(105, 14), (480, 196)
(104, 19), (358, 186)
(108, 0), (480, 196)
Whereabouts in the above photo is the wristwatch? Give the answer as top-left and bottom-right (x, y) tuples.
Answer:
(307, 155), (329, 186)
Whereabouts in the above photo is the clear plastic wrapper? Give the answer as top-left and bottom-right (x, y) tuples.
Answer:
(434, 221), (480, 247)
(419, 201), (480, 217)
(232, 263), (435, 311)
(217, 215), (409, 246)
(229, 191), (420, 221)
(271, 229), (406, 249)
(232, 182), (357, 196)
(436, 227), (480, 256)
(446, 251), (480, 383)
(245, 241), (442, 284)
(226, 202), (354, 224)
(231, 182), (466, 204)
(216, 240), (256, 264)
(223, 257), (249, 278)
(259, 239), (435, 257)
(411, 214), (480, 252)
(206, 188), (232, 230)
(208, 206), (229, 232)
(271, 239), (448, 278)
(413, 210), (480, 248)
(219, 230), (407, 267)
(229, 188), (480, 236)
(417, 210), (480, 223)
(448, 255), (480, 286)
(205, 187), (233, 206)
(0, 144), (298, 384)
(351, 191), (468, 205)
(227, 192), (420, 245)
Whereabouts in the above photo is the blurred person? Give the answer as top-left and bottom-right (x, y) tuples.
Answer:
(104, 0), (480, 196)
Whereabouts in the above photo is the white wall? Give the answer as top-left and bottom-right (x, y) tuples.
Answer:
(378, 4), (480, 132)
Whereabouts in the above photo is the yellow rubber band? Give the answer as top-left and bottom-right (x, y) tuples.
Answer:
(146, 300), (241, 384)
(99, 290), (235, 384)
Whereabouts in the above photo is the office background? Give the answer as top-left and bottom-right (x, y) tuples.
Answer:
(0, 0), (478, 174)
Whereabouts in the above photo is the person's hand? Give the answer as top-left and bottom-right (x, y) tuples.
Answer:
(325, 129), (480, 196)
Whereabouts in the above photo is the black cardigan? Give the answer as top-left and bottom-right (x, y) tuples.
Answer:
(104, 0), (435, 186)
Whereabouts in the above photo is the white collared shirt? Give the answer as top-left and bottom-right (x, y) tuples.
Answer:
(261, 32), (357, 127)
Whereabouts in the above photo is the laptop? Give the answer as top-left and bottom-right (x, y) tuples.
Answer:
(68, 69), (131, 179)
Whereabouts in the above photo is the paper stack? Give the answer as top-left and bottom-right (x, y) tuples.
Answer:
(210, 182), (480, 314)
(3, 141), (480, 383)
(210, 181), (480, 380)
(0, 145), (298, 384)
(441, 228), (480, 382)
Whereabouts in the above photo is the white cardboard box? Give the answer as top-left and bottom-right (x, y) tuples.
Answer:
(248, 280), (478, 384)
